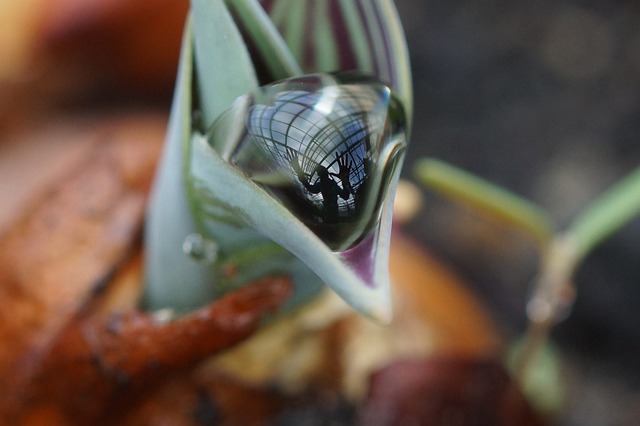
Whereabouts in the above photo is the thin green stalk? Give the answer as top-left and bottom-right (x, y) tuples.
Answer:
(568, 166), (640, 262)
(191, 0), (259, 127)
(511, 234), (576, 416)
(416, 158), (640, 413)
(414, 158), (554, 247)
(338, 0), (374, 72)
(515, 166), (640, 393)
(277, 0), (306, 65)
(225, 0), (302, 79)
(514, 318), (554, 381)
(515, 235), (577, 377)
(312, 0), (339, 71)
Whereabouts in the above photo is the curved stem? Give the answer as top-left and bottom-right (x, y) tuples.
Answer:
(416, 159), (640, 392)
(515, 234), (578, 380)
(516, 166), (640, 381)
(569, 166), (640, 262)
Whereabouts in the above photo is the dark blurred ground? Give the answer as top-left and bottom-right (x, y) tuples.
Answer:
(396, 0), (640, 424)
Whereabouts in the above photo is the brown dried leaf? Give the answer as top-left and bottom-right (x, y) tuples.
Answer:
(0, 114), (294, 425)
(359, 357), (544, 426)
(34, 0), (188, 100)
(0, 115), (163, 421)
(121, 370), (288, 426)
(21, 276), (292, 425)
(210, 233), (504, 402)
(388, 233), (502, 356)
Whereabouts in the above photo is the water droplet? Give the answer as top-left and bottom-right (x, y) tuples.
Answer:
(182, 233), (218, 263)
(151, 308), (175, 323)
(208, 73), (407, 251)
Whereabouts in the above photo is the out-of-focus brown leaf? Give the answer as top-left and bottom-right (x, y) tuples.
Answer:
(210, 231), (503, 403)
(0, 1), (188, 134)
(0, 113), (294, 425)
(359, 357), (544, 426)
(0, 115), (163, 422)
(388, 233), (502, 356)
(122, 370), (288, 426)
(21, 276), (292, 425)
(33, 0), (188, 101)
(335, 233), (503, 399)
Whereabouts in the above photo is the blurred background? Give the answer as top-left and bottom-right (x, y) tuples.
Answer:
(395, 1), (640, 425)
(1, 0), (638, 424)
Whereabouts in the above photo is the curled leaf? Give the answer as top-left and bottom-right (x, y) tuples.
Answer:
(191, 71), (408, 322)
(145, 0), (413, 322)
(19, 277), (291, 424)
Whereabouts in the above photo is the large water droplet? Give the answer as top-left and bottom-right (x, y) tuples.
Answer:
(208, 73), (407, 251)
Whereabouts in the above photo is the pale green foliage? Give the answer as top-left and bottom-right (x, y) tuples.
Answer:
(144, 0), (412, 322)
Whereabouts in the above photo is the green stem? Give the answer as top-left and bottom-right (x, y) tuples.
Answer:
(225, 0), (303, 79)
(415, 158), (640, 403)
(513, 318), (554, 381)
(414, 158), (554, 247)
(516, 166), (640, 385)
(568, 166), (640, 262)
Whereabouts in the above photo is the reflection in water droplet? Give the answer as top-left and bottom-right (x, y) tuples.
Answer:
(182, 233), (218, 263)
(208, 73), (407, 251)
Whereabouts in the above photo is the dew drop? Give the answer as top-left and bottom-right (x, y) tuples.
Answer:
(208, 73), (407, 251)
(182, 233), (218, 263)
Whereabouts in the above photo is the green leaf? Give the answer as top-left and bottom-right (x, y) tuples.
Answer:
(189, 132), (395, 322)
(507, 339), (565, 416)
(262, 0), (413, 127)
(144, 1), (262, 312)
(225, 0), (302, 79)
(146, 0), (410, 322)
(568, 166), (640, 262)
(191, 0), (259, 128)
(144, 19), (220, 312)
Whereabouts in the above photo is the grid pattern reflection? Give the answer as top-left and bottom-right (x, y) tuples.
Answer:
(245, 85), (384, 223)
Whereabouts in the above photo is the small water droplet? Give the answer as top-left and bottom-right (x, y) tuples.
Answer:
(182, 233), (218, 263)
(151, 308), (175, 323)
(208, 72), (407, 251)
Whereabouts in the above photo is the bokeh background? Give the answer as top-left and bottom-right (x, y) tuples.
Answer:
(396, 0), (640, 424)
(1, 0), (639, 424)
